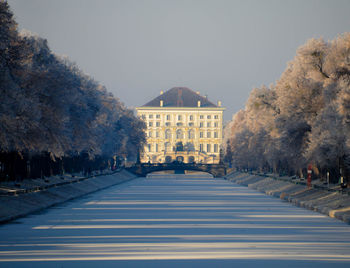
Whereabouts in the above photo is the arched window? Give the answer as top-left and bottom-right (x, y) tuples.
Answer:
(188, 129), (195, 139)
(188, 156), (195, 163)
(165, 129), (171, 139)
(164, 142), (171, 152)
(176, 156), (184, 162)
(176, 129), (183, 139)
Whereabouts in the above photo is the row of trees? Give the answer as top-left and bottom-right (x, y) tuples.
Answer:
(0, 1), (145, 180)
(224, 33), (350, 182)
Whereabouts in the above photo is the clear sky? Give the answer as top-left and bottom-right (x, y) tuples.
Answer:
(7, 0), (350, 121)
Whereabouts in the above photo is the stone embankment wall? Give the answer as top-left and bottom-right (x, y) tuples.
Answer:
(0, 170), (137, 224)
(225, 172), (350, 224)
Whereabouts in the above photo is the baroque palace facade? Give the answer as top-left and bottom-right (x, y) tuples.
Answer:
(136, 87), (225, 164)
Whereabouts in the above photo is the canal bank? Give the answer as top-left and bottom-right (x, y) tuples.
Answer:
(0, 170), (137, 224)
(225, 171), (350, 224)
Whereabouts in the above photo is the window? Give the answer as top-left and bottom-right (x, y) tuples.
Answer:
(165, 122), (171, 126)
(214, 115), (219, 119)
(214, 144), (218, 153)
(200, 144), (203, 152)
(176, 122), (183, 126)
(200, 122), (203, 128)
(188, 130), (195, 139)
(148, 131), (152, 138)
(156, 122), (160, 127)
(148, 144), (151, 152)
(165, 142), (171, 152)
(189, 115), (193, 121)
(207, 115), (211, 119)
(178, 115), (182, 121)
(207, 144), (211, 152)
(149, 122), (153, 127)
(207, 122), (211, 127)
(200, 115), (204, 119)
(214, 132), (218, 138)
(214, 122), (218, 127)
(155, 143), (159, 152)
(176, 129), (183, 139)
(166, 115), (170, 120)
(156, 114), (160, 119)
(188, 122), (194, 127)
(141, 114), (146, 120)
(156, 131), (159, 138)
(200, 132), (203, 138)
(165, 129), (171, 139)
(207, 132), (211, 138)
(149, 114), (153, 119)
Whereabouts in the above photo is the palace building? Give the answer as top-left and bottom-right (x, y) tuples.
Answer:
(136, 87), (225, 164)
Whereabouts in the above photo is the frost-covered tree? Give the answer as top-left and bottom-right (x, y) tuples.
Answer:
(224, 86), (278, 172)
(305, 103), (346, 177)
(0, 1), (145, 180)
(224, 33), (350, 181)
(0, 2), (40, 153)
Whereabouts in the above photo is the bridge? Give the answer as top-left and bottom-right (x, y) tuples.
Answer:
(127, 162), (226, 177)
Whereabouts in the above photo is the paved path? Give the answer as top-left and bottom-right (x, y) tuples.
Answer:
(1, 174), (350, 267)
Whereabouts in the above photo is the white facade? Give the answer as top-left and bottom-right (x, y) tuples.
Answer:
(136, 106), (224, 164)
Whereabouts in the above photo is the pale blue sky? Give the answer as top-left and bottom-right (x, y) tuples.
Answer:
(8, 0), (350, 121)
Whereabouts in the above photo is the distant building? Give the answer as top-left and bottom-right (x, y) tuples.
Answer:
(136, 87), (225, 164)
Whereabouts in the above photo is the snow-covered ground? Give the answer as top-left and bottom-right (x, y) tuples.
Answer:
(0, 173), (350, 267)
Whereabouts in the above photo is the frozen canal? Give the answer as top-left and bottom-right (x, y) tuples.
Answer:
(1, 173), (350, 268)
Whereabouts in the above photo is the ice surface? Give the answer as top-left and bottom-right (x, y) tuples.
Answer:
(0, 174), (350, 267)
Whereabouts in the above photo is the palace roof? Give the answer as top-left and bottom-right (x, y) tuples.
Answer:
(142, 87), (217, 107)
